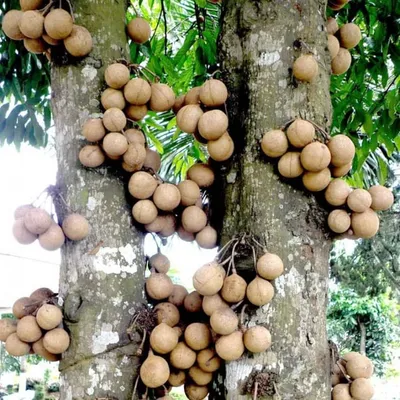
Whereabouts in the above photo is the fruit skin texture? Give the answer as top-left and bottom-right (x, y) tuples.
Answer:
(178, 180), (201, 206)
(207, 132), (234, 162)
(64, 25), (93, 57)
(215, 331), (244, 361)
(20, 0), (44, 10)
(221, 273), (247, 303)
(347, 189), (372, 213)
(332, 162), (352, 178)
(256, 253), (284, 280)
(176, 105), (204, 134)
(278, 152), (304, 178)
(286, 119), (315, 148)
(198, 110), (229, 141)
(300, 142), (331, 172)
(105, 63), (130, 89)
(24, 208), (52, 235)
(345, 354), (374, 379)
(2, 10), (25, 40)
(132, 199), (158, 224)
(184, 291), (202, 313)
(168, 285), (189, 307)
(182, 206), (207, 234)
(62, 214), (89, 241)
(328, 210), (351, 234)
(102, 108), (127, 132)
(193, 261), (224, 296)
(150, 323), (179, 354)
(261, 130), (288, 158)
(338, 23), (362, 49)
(43, 328), (70, 354)
(101, 88), (126, 110)
(202, 294), (229, 316)
(128, 171), (158, 199)
(197, 348), (221, 372)
(24, 37), (47, 53)
(199, 79), (228, 106)
(293, 55), (319, 82)
(350, 377), (374, 400)
(368, 185), (394, 211)
(170, 342), (197, 369)
(127, 17), (151, 44)
(140, 353), (170, 388)
(39, 223), (65, 251)
(187, 164), (215, 187)
(210, 307), (238, 335)
(327, 17), (339, 35)
(36, 304), (63, 330)
(189, 366), (212, 386)
(328, 134), (355, 167)
(351, 208), (379, 239)
(5, 333), (31, 356)
(13, 218), (37, 245)
(328, 34), (340, 59)
(331, 48), (352, 75)
(146, 273), (174, 300)
(82, 119), (106, 142)
(19, 10), (44, 39)
(184, 383), (209, 400)
(302, 168), (331, 192)
(149, 83), (176, 112)
(196, 226), (218, 249)
(79, 145), (105, 168)
(325, 179), (351, 206)
(246, 276), (275, 306)
(32, 338), (59, 361)
(44, 9), (73, 40)
(17, 315), (42, 343)
(0, 319), (18, 342)
(153, 183), (181, 211)
(150, 253), (170, 273)
(332, 383), (352, 400)
(124, 78), (152, 105)
(14, 204), (35, 219)
(12, 297), (33, 319)
(154, 302), (180, 327)
(184, 323), (211, 351)
(244, 326), (272, 353)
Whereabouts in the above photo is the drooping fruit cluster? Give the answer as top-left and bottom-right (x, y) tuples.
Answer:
(0, 288), (70, 361)
(327, 18), (361, 75)
(331, 351), (374, 400)
(174, 79), (234, 162)
(328, 0), (349, 11)
(12, 204), (89, 251)
(138, 238), (284, 399)
(2, 1), (92, 58)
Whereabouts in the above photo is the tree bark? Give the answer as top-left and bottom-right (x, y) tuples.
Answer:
(359, 321), (366, 356)
(51, 2), (145, 399)
(214, 0), (332, 398)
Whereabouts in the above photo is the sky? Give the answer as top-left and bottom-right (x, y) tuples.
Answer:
(0, 143), (216, 309)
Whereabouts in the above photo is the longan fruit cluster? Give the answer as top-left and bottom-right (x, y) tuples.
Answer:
(12, 204), (89, 251)
(2, 1), (92, 58)
(0, 288), (70, 361)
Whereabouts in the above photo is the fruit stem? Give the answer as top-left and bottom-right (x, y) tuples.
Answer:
(280, 118), (295, 131)
(231, 300), (244, 311)
(305, 119), (330, 141)
(210, 69), (221, 78)
(131, 376), (140, 400)
(216, 237), (237, 259)
(253, 381), (258, 400)
(336, 360), (351, 383)
(227, 239), (240, 275)
(240, 304), (248, 327)
(251, 236), (267, 252)
(129, 0), (141, 17)
(136, 329), (147, 357)
(251, 245), (258, 272)
(39, 0), (55, 16)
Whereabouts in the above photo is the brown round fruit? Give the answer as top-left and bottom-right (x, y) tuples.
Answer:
(2, 10), (25, 40)
(101, 88), (126, 110)
(12, 297), (33, 319)
(325, 179), (351, 206)
(30, 288), (54, 302)
(261, 129), (288, 158)
(24, 37), (47, 53)
(150, 323), (179, 354)
(145, 215), (166, 233)
(124, 78), (152, 105)
(328, 210), (351, 234)
(328, 135), (355, 167)
(102, 108), (127, 132)
(13, 218), (37, 245)
(184, 323), (211, 351)
(215, 331), (244, 361)
(184, 384), (208, 400)
(158, 214), (177, 237)
(302, 168), (331, 192)
(202, 294), (229, 316)
(327, 17), (339, 35)
(43, 328), (70, 354)
(32, 338), (59, 362)
(140, 353), (170, 388)
(62, 213), (89, 241)
(176, 105), (204, 134)
(331, 48), (352, 75)
(184, 291), (202, 313)
(193, 261), (224, 296)
(153, 183), (181, 211)
(199, 79), (228, 107)
(20, 0), (44, 10)
(286, 119), (315, 148)
(338, 23), (362, 49)
(351, 209), (379, 239)
(144, 148), (161, 172)
(347, 189), (372, 213)
(14, 204), (34, 219)
(332, 383), (352, 400)
(332, 162), (352, 177)
(300, 142), (331, 172)
(146, 273), (174, 300)
(178, 180), (201, 206)
(189, 366), (212, 386)
(5, 333), (30, 356)
(173, 95), (186, 113)
(19, 10), (44, 39)
(198, 110), (229, 141)
(149, 83), (176, 112)
(154, 302), (180, 327)
(170, 342), (197, 369)
(125, 104), (148, 121)
(132, 200), (158, 224)
(197, 348), (221, 372)
(184, 87), (201, 105)
(64, 25), (92, 57)
(181, 206), (207, 233)
(328, 34), (340, 59)
(221, 273), (247, 303)
(246, 276), (274, 306)
(168, 285), (189, 308)
(36, 304), (62, 330)
(17, 316), (42, 342)
(368, 185), (394, 211)
(127, 17), (151, 44)
(150, 253), (170, 273)
(187, 164), (215, 187)
(124, 128), (146, 145)
(345, 354), (374, 379)
(257, 253), (284, 280)
(105, 63), (130, 89)
(128, 171), (158, 199)
(79, 145), (105, 168)
(24, 208), (52, 235)
(196, 226), (217, 249)
(278, 151), (304, 178)
(82, 119), (106, 142)
(350, 377), (374, 400)
(39, 224), (65, 251)
(293, 55), (319, 82)
(0, 319), (18, 342)
(168, 370), (186, 387)
(210, 307), (238, 335)
(208, 132), (234, 162)
(42, 33), (60, 46)
(123, 143), (146, 170)
(44, 9), (73, 40)
(244, 326), (272, 353)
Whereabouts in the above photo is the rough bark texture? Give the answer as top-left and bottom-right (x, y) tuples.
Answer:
(214, 0), (332, 399)
(51, 2), (145, 399)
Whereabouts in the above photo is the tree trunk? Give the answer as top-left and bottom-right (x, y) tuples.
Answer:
(359, 321), (366, 356)
(51, 2), (145, 399)
(215, 0), (332, 398)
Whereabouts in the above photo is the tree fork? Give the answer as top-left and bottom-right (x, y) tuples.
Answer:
(212, 0), (332, 398)
(51, 1), (145, 398)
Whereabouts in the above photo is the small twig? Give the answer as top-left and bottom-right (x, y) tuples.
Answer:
(336, 360), (351, 383)
(216, 238), (237, 259)
(136, 330), (147, 357)
(131, 376), (140, 400)
(219, 257), (231, 267)
(87, 240), (104, 255)
(253, 381), (259, 400)
(129, 0), (140, 16)
(161, 0), (168, 55)
(231, 300), (244, 311)
(229, 239), (240, 275)
(251, 236), (267, 252)
(240, 304), (248, 327)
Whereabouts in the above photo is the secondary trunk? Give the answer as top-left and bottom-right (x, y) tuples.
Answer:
(214, 1), (332, 398)
(51, 2), (144, 399)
